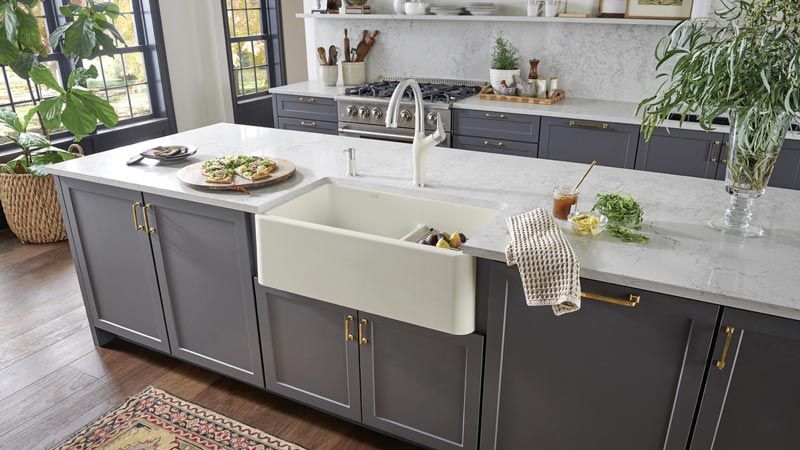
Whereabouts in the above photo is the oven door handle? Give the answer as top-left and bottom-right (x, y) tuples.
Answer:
(338, 126), (415, 142)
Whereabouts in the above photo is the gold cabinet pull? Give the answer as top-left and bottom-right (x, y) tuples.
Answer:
(709, 140), (722, 162)
(298, 96), (316, 103)
(299, 121), (317, 128)
(581, 291), (640, 307)
(483, 140), (504, 148)
(131, 202), (144, 231)
(720, 143), (729, 164)
(358, 318), (368, 344)
(715, 325), (735, 370)
(569, 120), (609, 130)
(485, 112), (506, 119)
(344, 315), (354, 342)
(142, 204), (155, 234)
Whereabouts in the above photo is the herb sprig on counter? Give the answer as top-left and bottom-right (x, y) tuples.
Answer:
(607, 225), (649, 244)
(592, 193), (644, 228)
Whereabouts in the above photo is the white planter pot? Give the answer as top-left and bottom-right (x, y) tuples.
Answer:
(342, 61), (366, 86)
(318, 64), (338, 87)
(489, 68), (520, 91)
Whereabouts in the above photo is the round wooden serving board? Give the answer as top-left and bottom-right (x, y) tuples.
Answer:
(176, 158), (296, 191)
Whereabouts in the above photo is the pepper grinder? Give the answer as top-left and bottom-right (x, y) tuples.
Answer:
(528, 59), (540, 80)
(343, 148), (357, 176)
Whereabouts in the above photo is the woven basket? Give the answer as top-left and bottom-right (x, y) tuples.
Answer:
(0, 144), (83, 244)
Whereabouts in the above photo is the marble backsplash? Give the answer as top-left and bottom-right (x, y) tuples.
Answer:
(309, 18), (673, 103)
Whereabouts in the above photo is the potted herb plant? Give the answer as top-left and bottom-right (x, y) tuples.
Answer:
(639, 0), (800, 237)
(489, 36), (520, 92)
(0, 1), (123, 243)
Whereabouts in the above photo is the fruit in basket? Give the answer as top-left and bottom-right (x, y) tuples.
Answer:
(425, 234), (438, 246)
(436, 238), (451, 249)
(449, 230), (462, 248)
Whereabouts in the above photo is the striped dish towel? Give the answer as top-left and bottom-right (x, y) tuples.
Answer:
(505, 208), (581, 315)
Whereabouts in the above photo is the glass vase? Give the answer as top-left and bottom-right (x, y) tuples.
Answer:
(710, 111), (792, 237)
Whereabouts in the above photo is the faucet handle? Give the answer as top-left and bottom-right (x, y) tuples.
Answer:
(431, 112), (446, 146)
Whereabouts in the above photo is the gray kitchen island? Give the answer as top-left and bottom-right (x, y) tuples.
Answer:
(48, 123), (800, 450)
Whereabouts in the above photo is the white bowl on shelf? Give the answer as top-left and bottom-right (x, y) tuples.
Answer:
(405, 2), (429, 15)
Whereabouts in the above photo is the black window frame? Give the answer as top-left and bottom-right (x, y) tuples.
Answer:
(0, 0), (176, 157)
(221, 0), (286, 102)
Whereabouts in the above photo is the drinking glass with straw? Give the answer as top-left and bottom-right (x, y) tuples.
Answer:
(552, 160), (596, 220)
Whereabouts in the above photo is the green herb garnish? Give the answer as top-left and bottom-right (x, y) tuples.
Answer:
(607, 225), (649, 244)
(592, 193), (644, 228)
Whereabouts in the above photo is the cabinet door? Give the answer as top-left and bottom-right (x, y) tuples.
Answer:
(539, 117), (639, 168)
(690, 308), (800, 450)
(481, 262), (719, 450)
(144, 194), (263, 387)
(57, 178), (169, 352)
(359, 312), (484, 450)
(453, 109), (540, 143)
(635, 128), (724, 178)
(255, 285), (362, 421)
(274, 94), (337, 122)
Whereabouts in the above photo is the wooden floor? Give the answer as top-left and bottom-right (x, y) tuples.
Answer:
(0, 229), (419, 450)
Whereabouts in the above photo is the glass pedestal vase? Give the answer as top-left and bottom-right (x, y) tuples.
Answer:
(709, 112), (792, 237)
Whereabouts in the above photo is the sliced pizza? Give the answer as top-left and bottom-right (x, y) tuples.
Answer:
(205, 168), (234, 184)
(201, 158), (229, 177)
(235, 159), (277, 181)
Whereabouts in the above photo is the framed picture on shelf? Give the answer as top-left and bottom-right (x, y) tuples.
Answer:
(625, 0), (693, 19)
(599, 0), (626, 17)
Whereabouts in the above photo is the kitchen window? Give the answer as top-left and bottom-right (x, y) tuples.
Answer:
(222, 0), (285, 99)
(0, 0), (175, 154)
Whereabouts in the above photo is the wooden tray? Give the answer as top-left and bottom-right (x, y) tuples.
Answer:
(176, 158), (296, 192)
(479, 86), (566, 105)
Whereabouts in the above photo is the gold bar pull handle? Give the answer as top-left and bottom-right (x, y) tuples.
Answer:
(298, 97), (316, 103)
(485, 113), (506, 119)
(710, 140), (721, 162)
(715, 325), (735, 370)
(569, 120), (609, 130)
(299, 121), (317, 128)
(581, 292), (640, 307)
(131, 201), (144, 231)
(358, 318), (368, 345)
(483, 140), (504, 148)
(142, 204), (155, 234)
(720, 143), (730, 164)
(344, 315), (354, 341)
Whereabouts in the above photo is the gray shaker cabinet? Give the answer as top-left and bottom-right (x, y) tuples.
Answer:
(715, 137), (800, 190)
(359, 311), (484, 450)
(481, 262), (719, 450)
(56, 177), (170, 353)
(635, 128), (725, 179)
(690, 308), (800, 450)
(273, 94), (338, 135)
(144, 194), (264, 388)
(539, 117), (639, 168)
(254, 285), (362, 422)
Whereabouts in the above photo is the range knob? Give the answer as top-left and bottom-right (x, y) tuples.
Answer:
(426, 112), (438, 125)
(345, 105), (357, 117)
(371, 107), (383, 119)
(400, 110), (413, 122)
(358, 107), (370, 119)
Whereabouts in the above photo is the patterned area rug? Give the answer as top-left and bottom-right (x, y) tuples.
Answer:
(53, 386), (306, 450)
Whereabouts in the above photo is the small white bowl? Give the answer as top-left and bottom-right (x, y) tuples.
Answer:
(405, 2), (429, 14)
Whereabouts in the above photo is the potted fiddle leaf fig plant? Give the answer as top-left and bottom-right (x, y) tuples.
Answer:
(0, 0), (123, 244)
(639, 0), (800, 237)
(489, 36), (520, 93)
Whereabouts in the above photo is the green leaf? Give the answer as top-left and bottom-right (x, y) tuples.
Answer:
(61, 95), (97, 141)
(3, 1), (18, 42)
(16, 5), (42, 51)
(0, 33), (20, 64)
(59, 4), (81, 17)
(16, 131), (49, 149)
(94, 18), (125, 45)
(8, 50), (36, 78)
(0, 108), (24, 133)
(62, 17), (96, 59)
(21, 104), (37, 129)
(94, 28), (116, 56)
(18, 0), (39, 8)
(34, 96), (65, 130)
(72, 87), (118, 127)
(29, 64), (65, 94)
(67, 64), (98, 87)
(48, 22), (70, 50)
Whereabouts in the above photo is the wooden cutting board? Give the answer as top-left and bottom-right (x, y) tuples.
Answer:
(176, 158), (296, 192)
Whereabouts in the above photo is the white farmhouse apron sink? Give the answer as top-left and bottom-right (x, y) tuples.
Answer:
(255, 179), (501, 335)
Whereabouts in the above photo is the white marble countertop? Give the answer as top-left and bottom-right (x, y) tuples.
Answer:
(47, 123), (800, 321)
(269, 80), (800, 141)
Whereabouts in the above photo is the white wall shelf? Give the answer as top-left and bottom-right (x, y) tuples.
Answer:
(296, 13), (682, 26)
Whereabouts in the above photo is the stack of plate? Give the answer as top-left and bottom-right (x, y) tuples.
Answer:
(465, 2), (496, 15)
(429, 4), (465, 15)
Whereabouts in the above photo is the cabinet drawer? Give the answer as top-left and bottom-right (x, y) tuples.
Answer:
(277, 117), (338, 135)
(539, 117), (639, 169)
(453, 135), (537, 158)
(274, 94), (337, 122)
(453, 109), (540, 143)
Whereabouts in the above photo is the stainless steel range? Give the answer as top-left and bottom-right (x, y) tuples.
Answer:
(337, 77), (483, 147)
